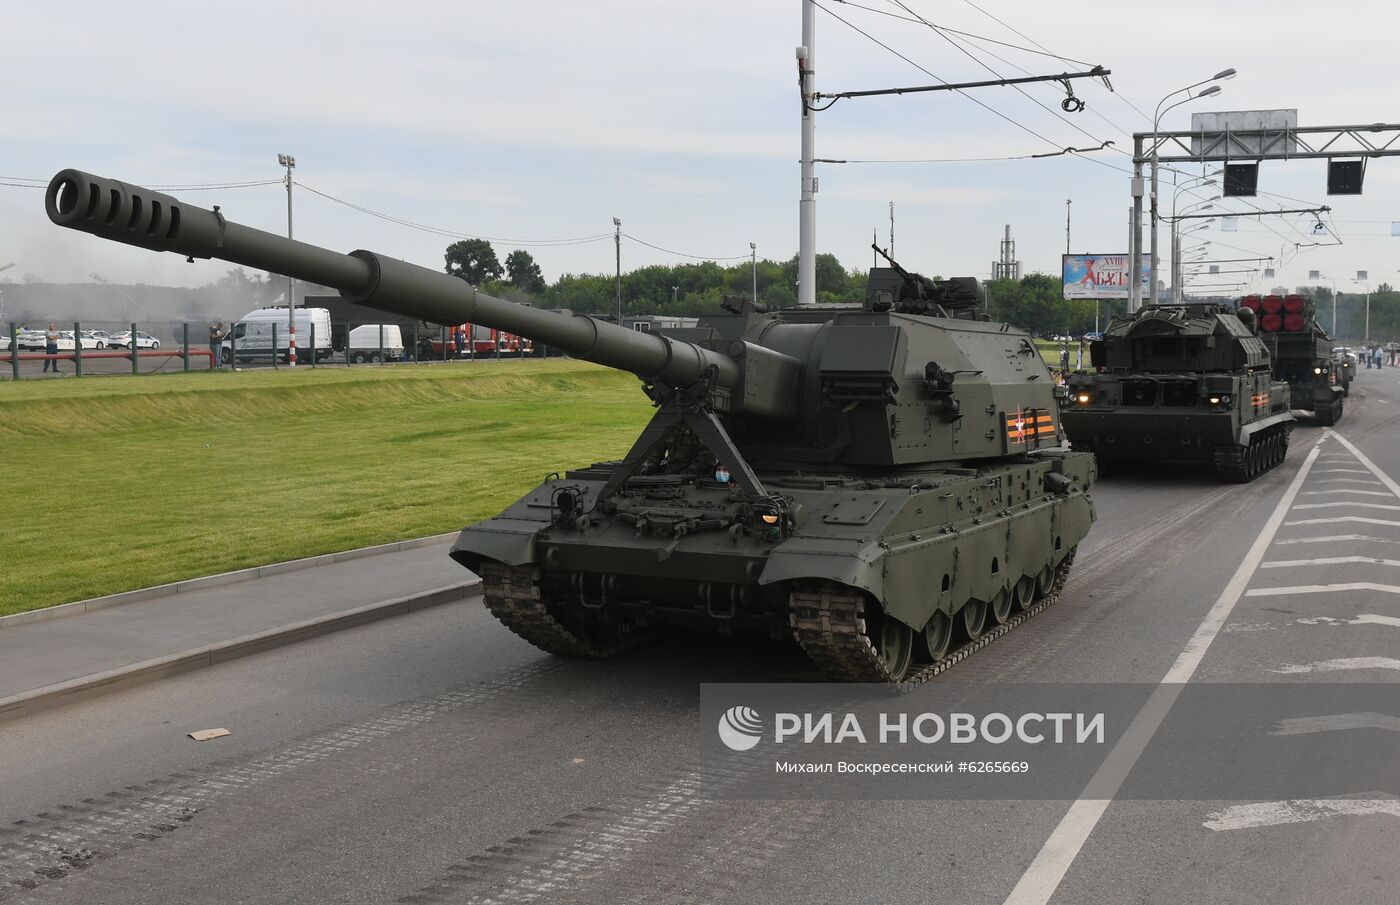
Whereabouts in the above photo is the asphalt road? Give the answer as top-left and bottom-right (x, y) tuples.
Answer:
(2, 372), (1397, 904)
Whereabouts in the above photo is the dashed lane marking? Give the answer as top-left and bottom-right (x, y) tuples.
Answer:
(1270, 713), (1400, 735)
(1274, 534), (1398, 546)
(1292, 502), (1400, 512)
(1246, 582), (1400, 597)
(1314, 478), (1384, 486)
(1204, 798), (1400, 831)
(1261, 556), (1400, 569)
(1299, 489), (1394, 497)
(1313, 468), (1373, 475)
(1273, 657), (1400, 673)
(1283, 516), (1400, 528)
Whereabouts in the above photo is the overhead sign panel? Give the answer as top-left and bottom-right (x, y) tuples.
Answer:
(1190, 109), (1298, 159)
(1062, 254), (1150, 300)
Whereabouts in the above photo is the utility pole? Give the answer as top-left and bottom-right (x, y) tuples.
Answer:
(613, 217), (622, 323)
(750, 242), (758, 303)
(1129, 140), (1144, 313)
(1065, 199), (1072, 254)
(278, 153), (297, 366)
(797, 0), (816, 305)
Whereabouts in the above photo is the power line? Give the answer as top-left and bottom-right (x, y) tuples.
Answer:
(818, 141), (1113, 163)
(829, 0), (1095, 65)
(294, 181), (613, 247)
(623, 235), (753, 261)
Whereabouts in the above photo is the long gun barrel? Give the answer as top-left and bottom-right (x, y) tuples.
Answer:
(45, 169), (739, 390)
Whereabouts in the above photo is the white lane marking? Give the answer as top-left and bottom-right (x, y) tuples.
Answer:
(1261, 556), (1400, 569)
(1000, 442), (1323, 905)
(1296, 614), (1400, 628)
(1284, 516), (1400, 527)
(1292, 502), (1400, 512)
(1327, 431), (1400, 498)
(1314, 468), (1372, 475)
(1274, 657), (1400, 673)
(1204, 798), (1400, 831)
(1315, 478), (1384, 485)
(1271, 713), (1400, 735)
(1246, 582), (1400, 597)
(1274, 534), (1398, 546)
(1300, 489), (1394, 497)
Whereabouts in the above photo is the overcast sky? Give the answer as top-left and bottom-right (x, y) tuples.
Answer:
(4, 1), (1398, 295)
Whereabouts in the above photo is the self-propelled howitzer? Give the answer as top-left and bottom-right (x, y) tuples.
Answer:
(46, 169), (1095, 682)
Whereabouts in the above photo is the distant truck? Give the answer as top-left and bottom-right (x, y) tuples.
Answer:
(344, 324), (405, 363)
(228, 306), (333, 364)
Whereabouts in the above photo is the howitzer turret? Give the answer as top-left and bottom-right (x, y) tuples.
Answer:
(47, 169), (1096, 682)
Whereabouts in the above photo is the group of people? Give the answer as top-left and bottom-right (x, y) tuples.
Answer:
(1360, 343), (1397, 369)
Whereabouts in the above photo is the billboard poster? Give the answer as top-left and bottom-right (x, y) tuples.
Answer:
(1062, 255), (1150, 300)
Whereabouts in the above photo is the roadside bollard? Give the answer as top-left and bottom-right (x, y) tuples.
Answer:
(73, 320), (83, 377)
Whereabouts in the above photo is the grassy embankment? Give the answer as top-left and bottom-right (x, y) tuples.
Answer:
(0, 361), (652, 616)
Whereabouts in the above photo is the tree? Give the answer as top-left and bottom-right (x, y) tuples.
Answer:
(504, 250), (545, 294)
(444, 239), (503, 285)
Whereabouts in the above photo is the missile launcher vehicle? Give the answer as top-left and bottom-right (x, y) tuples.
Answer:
(1240, 294), (1347, 425)
(45, 170), (1096, 682)
(1063, 303), (1294, 482)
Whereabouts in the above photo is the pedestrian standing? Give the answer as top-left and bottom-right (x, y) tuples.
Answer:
(209, 321), (226, 369)
(1376, 347), (1384, 370)
(43, 323), (60, 373)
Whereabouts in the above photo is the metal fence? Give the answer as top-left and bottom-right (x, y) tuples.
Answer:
(2, 320), (558, 380)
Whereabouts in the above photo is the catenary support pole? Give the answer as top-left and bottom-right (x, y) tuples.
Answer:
(797, 0), (816, 305)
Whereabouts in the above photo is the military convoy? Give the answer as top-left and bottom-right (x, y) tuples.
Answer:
(45, 170), (1097, 683)
(1239, 293), (1347, 426)
(1062, 303), (1295, 482)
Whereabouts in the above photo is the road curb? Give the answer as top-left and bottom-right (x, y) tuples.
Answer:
(0, 580), (480, 725)
(0, 531), (461, 630)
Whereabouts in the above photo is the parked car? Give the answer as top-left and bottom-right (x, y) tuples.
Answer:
(16, 329), (47, 351)
(227, 307), (332, 363)
(110, 330), (161, 350)
(83, 330), (116, 349)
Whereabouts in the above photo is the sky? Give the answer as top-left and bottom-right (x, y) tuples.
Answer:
(3, 0), (1399, 297)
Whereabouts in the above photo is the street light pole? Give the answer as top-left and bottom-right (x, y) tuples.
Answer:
(750, 242), (758, 303)
(1065, 199), (1071, 255)
(277, 153), (297, 366)
(613, 217), (622, 323)
(1153, 68), (1232, 312)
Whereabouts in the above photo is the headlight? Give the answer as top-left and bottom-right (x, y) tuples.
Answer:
(1075, 392), (1091, 404)
(760, 513), (781, 526)
(1208, 396), (1221, 405)
(1314, 366), (1324, 375)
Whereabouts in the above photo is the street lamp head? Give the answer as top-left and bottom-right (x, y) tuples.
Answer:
(750, 242), (756, 251)
(1214, 68), (1238, 81)
(277, 153), (296, 168)
(1197, 85), (1222, 99)
(612, 217), (621, 227)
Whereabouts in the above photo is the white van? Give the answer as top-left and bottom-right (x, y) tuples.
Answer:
(345, 324), (405, 363)
(228, 307), (333, 364)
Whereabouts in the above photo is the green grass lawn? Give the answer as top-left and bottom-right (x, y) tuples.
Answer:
(0, 361), (653, 616)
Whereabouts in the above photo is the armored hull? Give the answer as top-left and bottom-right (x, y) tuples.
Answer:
(1245, 294), (1345, 426)
(462, 452), (1093, 682)
(1063, 304), (1294, 482)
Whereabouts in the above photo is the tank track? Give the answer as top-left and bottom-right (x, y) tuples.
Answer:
(788, 549), (1076, 686)
(479, 562), (649, 658)
(1213, 423), (1292, 483)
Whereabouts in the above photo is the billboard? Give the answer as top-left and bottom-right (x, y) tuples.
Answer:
(1062, 255), (1150, 301)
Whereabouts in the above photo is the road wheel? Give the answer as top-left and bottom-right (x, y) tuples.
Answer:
(222, 348), (233, 365)
(351, 351), (365, 364)
(960, 598), (988, 640)
(1034, 564), (1056, 599)
(1014, 574), (1037, 609)
(919, 610), (953, 661)
(990, 587), (1014, 625)
(370, 352), (382, 363)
